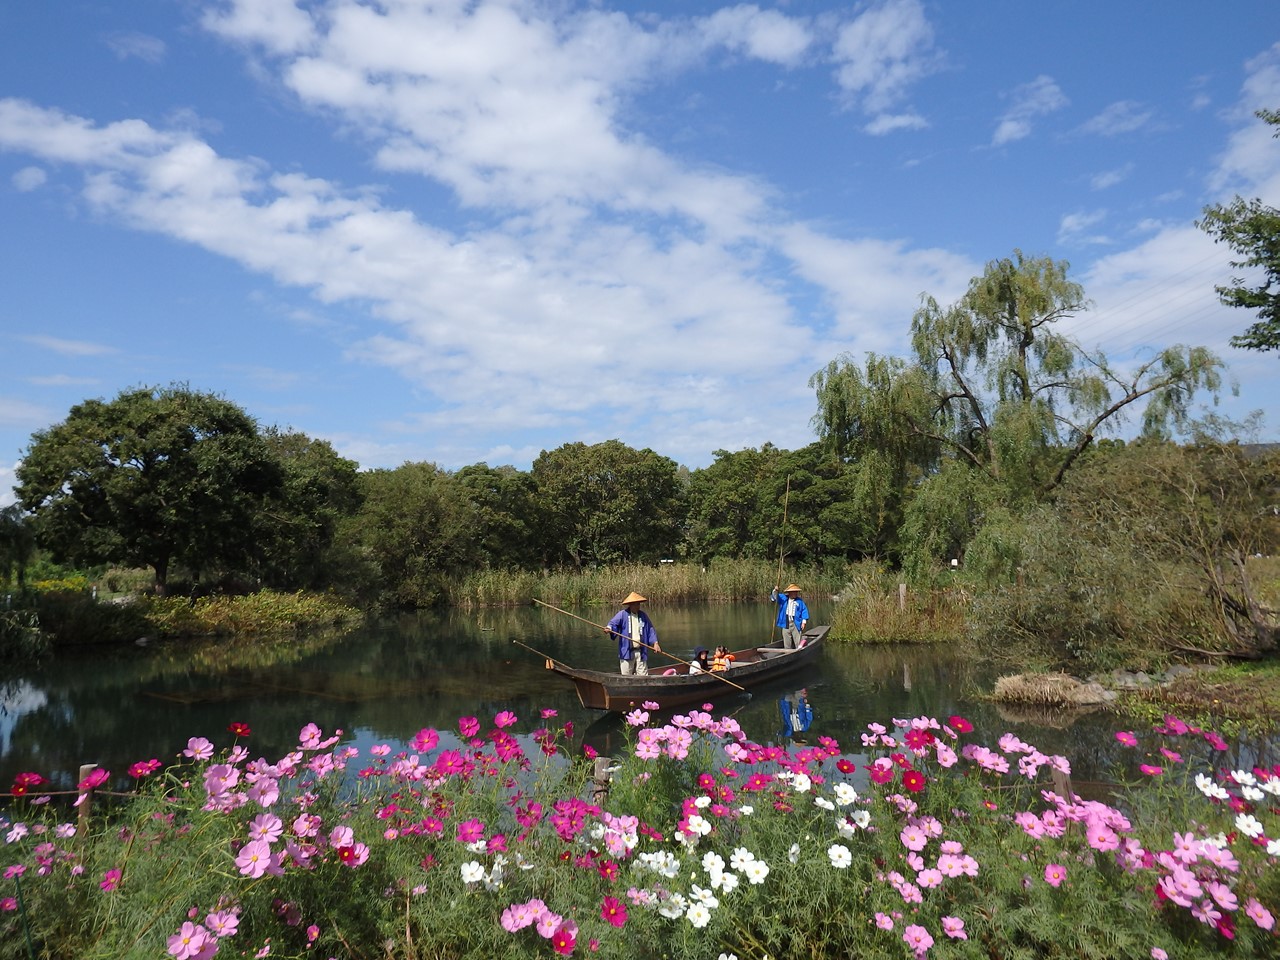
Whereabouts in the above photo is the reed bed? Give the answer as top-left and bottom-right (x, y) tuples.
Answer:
(454, 560), (849, 608)
(830, 562), (968, 643)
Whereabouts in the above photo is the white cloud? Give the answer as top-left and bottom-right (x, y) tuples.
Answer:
(1057, 209), (1109, 246)
(992, 75), (1068, 146)
(104, 30), (167, 63)
(831, 0), (940, 117)
(20, 334), (118, 357)
(699, 5), (813, 66)
(1206, 43), (1280, 201)
(11, 165), (45, 191)
(1090, 164), (1133, 190)
(1077, 100), (1154, 137)
(863, 112), (928, 136)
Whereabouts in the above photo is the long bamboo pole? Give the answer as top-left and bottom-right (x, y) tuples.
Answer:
(771, 474), (792, 641)
(531, 598), (748, 693)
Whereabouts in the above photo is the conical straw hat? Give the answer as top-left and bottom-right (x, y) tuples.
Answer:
(783, 583), (803, 594)
(622, 591), (648, 603)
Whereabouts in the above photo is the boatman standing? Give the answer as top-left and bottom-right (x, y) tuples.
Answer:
(770, 583), (810, 650)
(606, 591), (660, 675)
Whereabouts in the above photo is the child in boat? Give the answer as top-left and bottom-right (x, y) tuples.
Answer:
(710, 646), (735, 672)
(689, 647), (710, 674)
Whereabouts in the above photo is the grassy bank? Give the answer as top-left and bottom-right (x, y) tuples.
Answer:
(455, 559), (849, 608)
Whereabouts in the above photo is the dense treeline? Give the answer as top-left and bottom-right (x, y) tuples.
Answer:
(3, 251), (1278, 668)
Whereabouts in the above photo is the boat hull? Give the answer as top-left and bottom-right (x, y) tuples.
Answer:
(545, 626), (829, 711)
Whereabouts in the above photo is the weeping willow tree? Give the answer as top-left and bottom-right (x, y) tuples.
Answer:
(810, 250), (1227, 578)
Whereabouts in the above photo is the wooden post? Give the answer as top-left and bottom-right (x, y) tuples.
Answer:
(591, 756), (612, 804)
(77, 763), (97, 837)
(898, 583), (907, 611)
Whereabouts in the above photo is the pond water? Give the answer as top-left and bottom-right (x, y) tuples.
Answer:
(0, 601), (1267, 792)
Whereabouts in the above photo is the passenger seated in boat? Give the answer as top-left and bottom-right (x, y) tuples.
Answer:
(710, 646), (735, 672)
(689, 647), (710, 674)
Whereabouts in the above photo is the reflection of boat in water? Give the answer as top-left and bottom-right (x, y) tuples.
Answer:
(542, 626), (829, 712)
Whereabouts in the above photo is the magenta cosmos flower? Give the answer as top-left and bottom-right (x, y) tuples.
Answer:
(1044, 863), (1066, 887)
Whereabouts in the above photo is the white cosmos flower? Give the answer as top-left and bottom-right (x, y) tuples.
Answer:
(686, 903), (712, 928)
(690, 884), (720, 908)
(737, 804), (754, 816)
(466, 840), (487, 853)
(459, 861), (484, 884)
(728, 847), (756, 871)
(717, 871), (740, 894)
(788, 843), (800, 864)
(1263, 778), (1280, 797)
(851, 810), (872, 830)
(827, 844), (853, 869)
(1236, 813), (1264, 838)
(694, 795), (712, 809)
(1242, 786), (1264, 802)
(814, 796), (835, 811)
(702, 852), (725, 874)
(836, 818), (857, 839)
(1268, 838), (1280, 857)
(686, 815), (712, 836)
(1195, 773), (1231, 801)
(718, 954), (739, 960)
(791, 773), (812, 793)
(833, 783), (858, 806)
(1232, 770), (1257, 787)
(657, 894), (687, 919)
(744, 859), (771, 884)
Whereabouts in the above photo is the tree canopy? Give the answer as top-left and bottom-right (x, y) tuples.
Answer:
(810, 251), (1226, 573)
(1198, 108), (1280, 353)
(16, 386), (285, 592)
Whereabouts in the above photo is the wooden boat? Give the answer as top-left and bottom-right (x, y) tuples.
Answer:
(543, 625), (829, 711)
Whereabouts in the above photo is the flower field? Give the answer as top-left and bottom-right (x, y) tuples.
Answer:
(3, 703), (1278, 959)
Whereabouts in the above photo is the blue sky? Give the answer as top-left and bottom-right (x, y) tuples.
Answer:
(2, 1), (1279, 506)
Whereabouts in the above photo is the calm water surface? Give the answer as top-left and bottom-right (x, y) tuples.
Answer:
(0, 602), (1267, 791)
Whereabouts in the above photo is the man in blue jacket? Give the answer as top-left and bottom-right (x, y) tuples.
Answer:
(606, 591), (660, 675)
(771, 583), (810, 649)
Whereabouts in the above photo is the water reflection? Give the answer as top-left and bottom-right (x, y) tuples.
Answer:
(0, 604), (1275, 792)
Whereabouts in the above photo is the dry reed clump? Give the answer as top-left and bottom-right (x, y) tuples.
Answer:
(990, 672), (1110, 707)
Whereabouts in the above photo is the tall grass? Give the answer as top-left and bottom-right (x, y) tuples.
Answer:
(830, 560), (968, 643)
(454, 560), (849, 608)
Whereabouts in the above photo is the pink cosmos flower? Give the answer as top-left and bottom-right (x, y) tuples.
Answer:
(3, 865), (25, 880)
(875, 912), (895, 930)
(456, 819), (485, 844)
(78, 768), (110, 790)
(207, 910), (239, 937)
(100, 868), (122, 891)
(248, 813), (283, 843)
(903, 924), (934, 954)
(494, 710), (518, 728)
(1159, 747), (1183, 763)
(458, 716), (480, 738)
(235, 839), (273, 879)
(129, 758), (162, 779)
(1044, 863), (1066, 888)
(552, 924), (576, 955)
(307, 924), (319, 942)
(184, 738), (215, 760)
(1245, 898), (1275, 931)
(167, 921), (211, 960)
(1139, 764), (1163, 777)
(941, 916), (966, 940)
(1151, 950), (1168, 960)
(1, 898), (18, 912)
(600, 895), (627, 928)
(412, 728), (440, 752)
(1114, 731), (1138, 747)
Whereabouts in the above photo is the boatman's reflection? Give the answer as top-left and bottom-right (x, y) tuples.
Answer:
(778, 687), (813, 742)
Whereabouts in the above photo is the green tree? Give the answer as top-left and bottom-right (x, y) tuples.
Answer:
(255, 428), (363, 591)
(811, 252), (1226, 575)
(15, 386), (283, 593)
(683, 445), (787, 562)
(452, 463), (540, 569)
(0, 504), (36, 590)
(1198, 108), (1280, 353)
(531, 440), (682, 567)
(341, 462), (477, 607)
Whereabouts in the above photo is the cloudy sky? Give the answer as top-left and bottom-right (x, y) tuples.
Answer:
(2, 1), (1278, 505)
